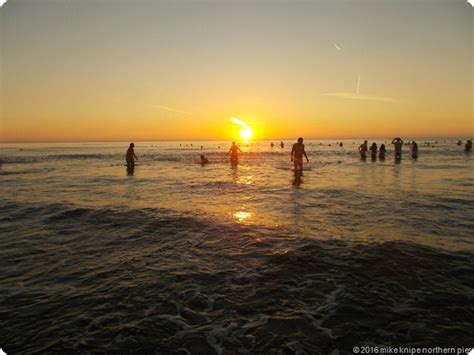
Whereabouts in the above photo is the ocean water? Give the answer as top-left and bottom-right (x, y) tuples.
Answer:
(0, 139), (473, 354)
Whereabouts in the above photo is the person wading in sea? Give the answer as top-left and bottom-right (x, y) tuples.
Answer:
(291, 137), (309, 176)
(126, 143), (138, 171)
(378, 144), (386, 160)
(411, 141), (418, 159)
(465, 139), (472, 152)
(227, 142), (242, 166)
(392, 138), (404, 161)
(358, 140), (368, 160)
(369, 142), (378, 161)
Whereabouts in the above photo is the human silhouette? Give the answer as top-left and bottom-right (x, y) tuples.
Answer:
(270, 142), (274, 148)
(465, 140), (472, 152)
(392, 138), (404, 160)
(200, 155), (209, 165)
(411, 141), (418, 159)
(126, 143), (138, 171)
(227, 142), (242, 166)
(291, 137), (309, 176)
(369, 142), (377, 161)
(280, 141), (285, 149)
(358, 140), (368, 160)
(378, 144), (386, 160)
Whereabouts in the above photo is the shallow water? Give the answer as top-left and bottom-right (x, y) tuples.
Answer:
(0, 139), (473, 353)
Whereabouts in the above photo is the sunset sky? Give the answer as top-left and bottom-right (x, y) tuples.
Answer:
(1, 0), (472, 142)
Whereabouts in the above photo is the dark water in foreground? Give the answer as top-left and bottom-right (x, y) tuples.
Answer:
(0, 140), (473, 353)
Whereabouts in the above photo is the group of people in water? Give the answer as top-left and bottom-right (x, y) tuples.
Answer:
(203, 138), (308, 176)
(270, 141), (285, 149)
(126, 138), (310, 176)
(357, 138), (472, 161)
(358, 138), (416, 161)
(124, 137), (472, 175)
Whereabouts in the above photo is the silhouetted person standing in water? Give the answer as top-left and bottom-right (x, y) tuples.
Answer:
(291, 137), (309, 176)
(358, 140), (368, 160)
(465, 140), (472, 152)
(280, 141), (285, 149)
(392, 138), (404, 160)
(411, 141), (418, 159)
(200, 155), (209, 165)
(126, 143), (138, 170)
(378, 144), (386, 160)
(369, 142), (377, 161)
(227, 142), (242, 166)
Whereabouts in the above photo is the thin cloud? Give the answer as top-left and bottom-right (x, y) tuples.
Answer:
(152, 105), (192, 115)
(322, 92), (398, 103)
(334, 43), (341, 51)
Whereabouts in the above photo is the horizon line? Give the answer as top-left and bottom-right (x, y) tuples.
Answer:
(1, 135), (472, 144)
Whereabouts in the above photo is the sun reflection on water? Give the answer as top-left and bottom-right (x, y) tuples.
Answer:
(238, 176), (253, 185)
(233, 211), (252, 223)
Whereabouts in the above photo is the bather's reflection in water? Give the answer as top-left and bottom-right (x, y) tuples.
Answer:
(292, 173), (302, 187)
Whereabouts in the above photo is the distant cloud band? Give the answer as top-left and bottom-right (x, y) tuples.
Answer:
(152, 105), (192, 115)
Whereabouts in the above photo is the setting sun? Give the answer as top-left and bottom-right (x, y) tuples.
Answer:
(230, 117), (253, 143)
(240, 127), (253, 142)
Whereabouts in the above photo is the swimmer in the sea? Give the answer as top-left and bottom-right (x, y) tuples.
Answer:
(378, 144), (386, 160)
(411, 141), (418, 159)
(465, 140), (472, 152)
(227, 142), (242, 165)
(280, 141), (284, 149)
(358, 140), (368, 160)
(369, 142), (377, 161)
(200, 155), (209, 165)
(291, 137), (309, 176)
(126, 143), (138, 170)
(392, 137), (404, 160)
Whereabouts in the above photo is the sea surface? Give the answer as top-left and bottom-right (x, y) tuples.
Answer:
(0, 139), (473, 354)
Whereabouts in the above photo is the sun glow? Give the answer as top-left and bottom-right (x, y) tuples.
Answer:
(230, 117), (253, 143)
(240, 128), (252, 141)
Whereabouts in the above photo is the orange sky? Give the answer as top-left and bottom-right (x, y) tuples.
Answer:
(1, 0), (472, 142)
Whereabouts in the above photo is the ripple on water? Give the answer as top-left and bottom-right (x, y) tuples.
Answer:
(0, 201), (473, 353)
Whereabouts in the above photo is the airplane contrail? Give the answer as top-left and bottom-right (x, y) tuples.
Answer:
(230, 117), (249, 128)
(322, 92), (397, 103)
(356, 74), (361, 95)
